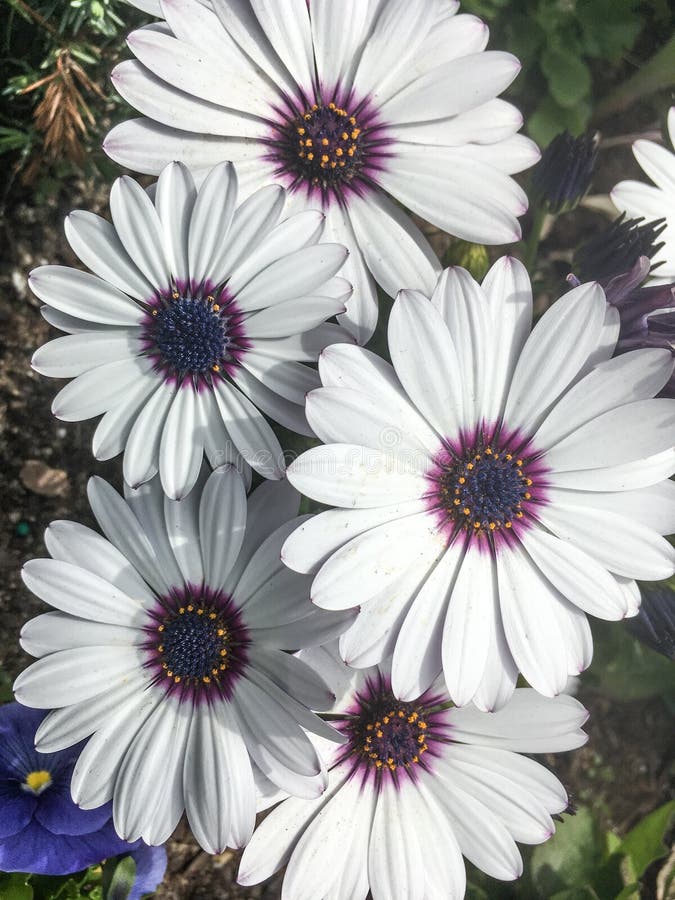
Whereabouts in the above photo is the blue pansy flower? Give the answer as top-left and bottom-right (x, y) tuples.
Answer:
(0, 702), (166, 896)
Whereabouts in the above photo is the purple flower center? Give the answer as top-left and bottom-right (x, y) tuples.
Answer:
(145, 595), (250, 694)
(281, 102), (364, 189)
(437, 444), (533, 534)
(354, 704), (430, 773)
(149, 294), (229, 376)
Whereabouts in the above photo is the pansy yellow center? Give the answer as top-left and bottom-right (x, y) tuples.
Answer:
(23, 769), (52, 795)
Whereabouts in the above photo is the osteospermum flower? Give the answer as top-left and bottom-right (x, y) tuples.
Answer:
(0, 702), (166, 894)
(30, 161), (351, 498)
(106, 0), (539, 343)
(611, 107), (675, 285)
(284, 257), (675, 708)
(14, 468), (354, 852)
(238, 643), (588, 900)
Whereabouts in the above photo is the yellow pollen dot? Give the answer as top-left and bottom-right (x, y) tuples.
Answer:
(157, 645), (164, 653)
(505, 521), (512, 528)
(526, 478), (533, 486)
(321, 137), (329, 146)
(312, 104), (319, 110)
(179, 607), (185, 614)
(383, 716), (390, 724)
(197, 608), (204, 615)
(486, 447), (492, 455)
(338, 160), (346, 167)
(351, 129), (360, 139)
(217, 628), (225, 637)
(375, 760), (383, 769)
(297, 126), (305, 135)
(335, 147), (343, 157)
(167, 670), (173, 678)
(330, 161), (337, 168)
(463, 507), (470, 516)
(506, 453), (513, 461)
(203, 676), (211, 683)
(376, 730), (383, 738)
(412, 756), (419, 763)
(398, 710), (405, 718)
(174, 676), (181, 683)
(220, 663), (227, 671)
(211, 668), (219, 675)
(209, 613), (216, 620)
(304, 113), (312, 120)
(341, 131), (349, 140)
(467, 462), (474, 470)
(366, 724), (373, 731)
(187, 605), (194, 612)
(298, 151), (305, 159)
(172, 291), (180, 299)
(524, 492), (531, 500)
(474, 522), (481, 529)
(453, 498), (460, 506)
(307, 152), (314, 161)
(207, 294), (215, 302)
(419, 722), (427, 730)
(305, 138), (313, 147)
(489, 522), (496, 530)
(417, 735), (425, 744)
(158, 624), (165, 632)
(220, 649), (227, 656)
(516, 511), (524, 518)
(458, 476), (466, 484)
(328, 102), (336, 109)
(349, 116), (357, 125)
(321, 154), (329, 163)
(517, 459), (523, 467)
(387, 757), (394, 765)
(212, 303), (220, 312)
(347, 147), (355, 157)
(25, 770), (51, 793)
(151, 309), (159, 317)
(162, 662), (167, 669)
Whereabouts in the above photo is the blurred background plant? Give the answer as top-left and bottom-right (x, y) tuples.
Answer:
(1, 0), (145, 202)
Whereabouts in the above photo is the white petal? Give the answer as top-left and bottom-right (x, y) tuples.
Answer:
(159, 384), (205, 500)
(20, 612), (138, 659)
(448, 688), (589, 753)
(183, 699), (255, 852)
(324, 177), (378, 345)
(249, 0), (314, 91)
(92, 373), (158, 462)
(213, 184), (285, 282)
(231, 365), (313, 437)
(548, 447), (675, 492)
(537, 502), (675, 581)
(504, 282), (607, 434)
(32, 331), (142, 378)
(548, 480), (675, 535)
(411, 778), (466, 900)
(123, 379), (175, 488)
(312, 511), (444, 611)
(113, 694), (192, 844)
(369, 786), (424, 900)
(72, 693), (162, 811)
(64, 211), (154, 301)
(29, 266), (144, 326)
(124, 477), (185, 590)
(110, 175), (172, 291)
(44, 519), (155, 605)
(163, 470), (205, 587)
(244, 293), (349, 338)
(521, 525), (628, 620)
(535, 348), (674, 451)
(633, 137), (675, 193)
(21, 559), (148, 627)
(88, 475), (172, 596)
(544, 398), (675, 472)
(496, 543), (570, 696)
(378, 146), (524, 244)
(480, 256), (533, 423)
(388, 290), (464, 440)
(198, 465), (247, 590)
(213, 378), (285, 479)
(154, 161), (196, 287)
(287, 444), (429, 509)
(443, 543), (494, 707)
(281, 500), (428, 576)
(52, 356), (155, 423)
(392, 540), (464, 701)
(346, 190), (440, 298)
(188, 161), (238, 288)
(14, 646), (142, 708)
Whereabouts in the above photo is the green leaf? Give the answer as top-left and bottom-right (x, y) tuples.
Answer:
(102, 856), (136, 900)
(541, 46), (591, 108)
(589, 621), (675, 701)
(530, 808), (603, 895)
(0, 873), (34, 900)
(618, 800), (675, 881)
(527, 96), (591, 147)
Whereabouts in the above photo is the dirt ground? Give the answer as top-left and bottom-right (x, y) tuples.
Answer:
(0, 128), (672, 898)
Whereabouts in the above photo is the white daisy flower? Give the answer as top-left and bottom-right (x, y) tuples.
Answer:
(30, 161), (352, 499)
(238, 642), (588, 900)
(284, 257), (675, 709)
(611, 107), (675, 285)
(13, 467), (354, 852)
(105, 0), (540, 344)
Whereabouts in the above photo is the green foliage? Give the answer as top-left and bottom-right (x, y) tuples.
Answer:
(461, 0), (671, 145)
(0, 857), (147, 900)
(465, 802), (675, 899)
(589, 619), (675, 702)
